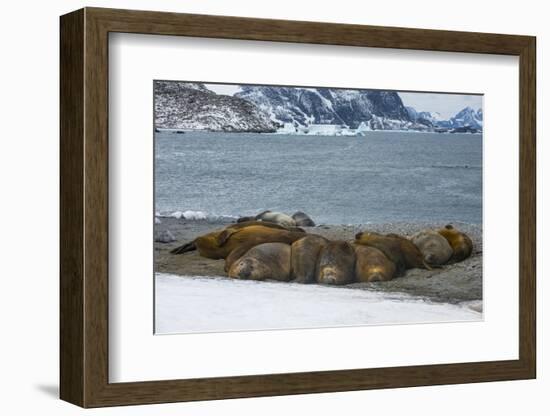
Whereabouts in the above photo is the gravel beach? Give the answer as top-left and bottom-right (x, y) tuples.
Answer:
(154, 217), (482, 305)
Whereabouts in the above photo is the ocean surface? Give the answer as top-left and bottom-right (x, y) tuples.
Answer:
(155, 131), (482, 225)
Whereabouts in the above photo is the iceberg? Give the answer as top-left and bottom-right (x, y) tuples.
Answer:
(276, 122), (298, 134)
(355, 121), (371, 136)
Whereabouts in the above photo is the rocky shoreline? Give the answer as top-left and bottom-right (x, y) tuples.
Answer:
(154, 217), (482, 306)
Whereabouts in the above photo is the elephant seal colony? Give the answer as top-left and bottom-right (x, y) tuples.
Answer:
(156, 213), (482, 303)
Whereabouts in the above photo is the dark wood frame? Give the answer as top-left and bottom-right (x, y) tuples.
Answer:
(60, 7), (536, 408)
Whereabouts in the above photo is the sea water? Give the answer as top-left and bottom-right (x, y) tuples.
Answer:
(154, 131), (482, 225)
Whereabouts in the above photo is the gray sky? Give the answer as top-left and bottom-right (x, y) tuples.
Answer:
(399, 92), (482, 119)
(205, 83), (241, 96)
(205, 83), (482, 119)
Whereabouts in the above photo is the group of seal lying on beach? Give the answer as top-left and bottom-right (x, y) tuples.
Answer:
(169, 212), (473, 286)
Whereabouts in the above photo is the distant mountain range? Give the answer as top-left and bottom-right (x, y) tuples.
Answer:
(405, 106), (483, 131)
(154, 81), (483, 134)
(235, 86), (418, 129)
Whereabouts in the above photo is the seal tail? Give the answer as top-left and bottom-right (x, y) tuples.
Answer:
(170, 241), (196, 255)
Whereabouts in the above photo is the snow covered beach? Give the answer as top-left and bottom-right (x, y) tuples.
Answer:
(155, 273), (481, 334)
(154, 217), (482, 334)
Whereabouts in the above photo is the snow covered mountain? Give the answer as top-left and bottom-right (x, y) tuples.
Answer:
(154, 81), (278, 132)
(406, 107), (446, 127)
(235, 86), (430, 130)
(407, 105), (483, 132)
(447, 106), (483, 130)
(154, 81), (482, 134)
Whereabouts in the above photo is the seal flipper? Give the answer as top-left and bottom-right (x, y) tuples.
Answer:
(254, 210), (271, 220)
(217, 228), (244, 246)
(170, 241), (196, 255)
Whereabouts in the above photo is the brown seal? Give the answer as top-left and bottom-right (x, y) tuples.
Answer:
(290, 235), (328, 283)
(227, 242), (291, 282)
(353, 244), (396, 282)
(410, 230), (453, 265)
(222, 225), (307, 271)
(170, 221), (304, 264)
(354, 231), (430, 276)
(316, 241), (356, 285)
(437, 224), (473, 262)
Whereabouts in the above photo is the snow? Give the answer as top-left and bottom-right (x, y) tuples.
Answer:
(305, 124), (346, 135)
(161, 210), (238, 222)
(155, 273), (481, 334)
(302, 88), (335, 110)
(169, 210), (207, 220)
(429, 111), (444, 121)
(276, 123), (298, 134)
(355, 121), (371, 136)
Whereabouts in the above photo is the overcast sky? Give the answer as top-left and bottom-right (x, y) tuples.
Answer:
(205, 83), (482, 119)
(205, 83), (241, 96)
(398, 92), (482, 118)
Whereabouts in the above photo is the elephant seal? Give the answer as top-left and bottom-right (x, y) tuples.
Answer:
(437, 224), (473, 262)
(410, 230), (453, 265)
(221, 225), (306, 271)
(227, 242), (291, 282)
(290, 235), (328, 283)
(255, 210), (297, 227)
(353, 245), (396, 282)
(291, 211), (316, 227)
(316, 241), (356, 285)
(170, 221), (304, 262)
(170, 220), (295, 255)
(354, 231), (430, 276)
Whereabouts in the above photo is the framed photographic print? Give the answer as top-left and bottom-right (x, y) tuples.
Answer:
(60, 7), (536, 408)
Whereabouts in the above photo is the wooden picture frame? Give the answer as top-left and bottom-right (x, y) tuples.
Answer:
(60, 7), (536, 408)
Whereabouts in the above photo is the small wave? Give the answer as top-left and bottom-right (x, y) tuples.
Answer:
(430, 164), (481, 170)
(157, 210), (239, 223)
